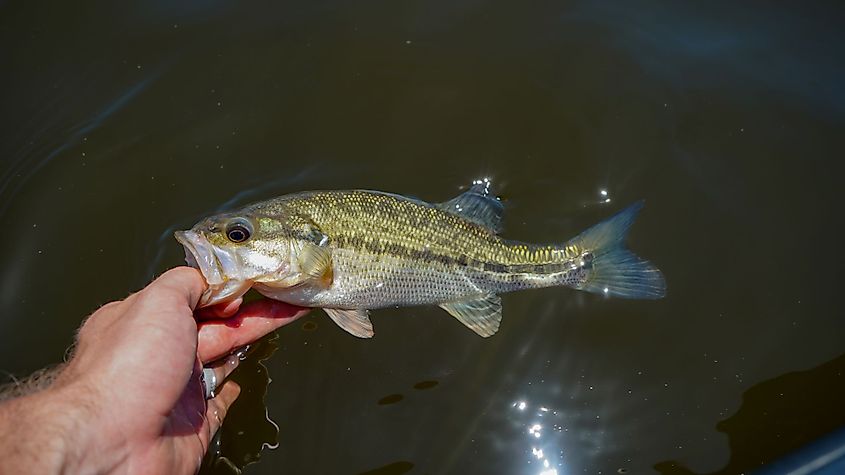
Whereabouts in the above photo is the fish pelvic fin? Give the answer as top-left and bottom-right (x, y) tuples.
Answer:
(439, 293), (503, 337)
(567, 201), (666, 299)
(324, 308), (374, 338)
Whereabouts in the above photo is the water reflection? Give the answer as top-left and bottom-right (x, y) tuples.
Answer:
(0, 74), (158, 220)
(2, 0), (844, 472)
(510, 399), (564, 475)
(564, 2), (845, 114)
(200, 333), (281, 474)
(654, 352), (845, 474)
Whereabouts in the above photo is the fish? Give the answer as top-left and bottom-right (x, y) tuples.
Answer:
(174, 180), (665, 338)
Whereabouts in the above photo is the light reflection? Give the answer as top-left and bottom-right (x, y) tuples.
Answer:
(512, 399), (565, 475)
(472, 177), (493, 196)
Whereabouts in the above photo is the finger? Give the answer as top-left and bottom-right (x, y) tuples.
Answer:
(145, 267), (208, 311)
(205, 380), (241, 441)
(78, 267), (204, 343)
(204, 353), (241, 398)
(195, 297), (243, 321)
(198, 299), (309, 363)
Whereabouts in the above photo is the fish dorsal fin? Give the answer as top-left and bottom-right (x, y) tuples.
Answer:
(437, 179), (504, 233)
(324, 308), (374, 338)
(439, 293), (503, 337)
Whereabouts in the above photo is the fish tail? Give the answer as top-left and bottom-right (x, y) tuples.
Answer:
(565, 201), (666, 299)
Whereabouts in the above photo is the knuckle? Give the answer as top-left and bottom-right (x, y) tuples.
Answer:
(76, 306), (110, 341)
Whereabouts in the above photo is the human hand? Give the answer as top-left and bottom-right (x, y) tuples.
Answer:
(0, 267), (309, 475)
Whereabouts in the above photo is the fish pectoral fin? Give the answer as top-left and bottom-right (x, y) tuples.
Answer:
(437, 179), (504, 233)
(299, 243), (334, 287)
(324, 308), (374, 338)
(439, 294), (503, 337)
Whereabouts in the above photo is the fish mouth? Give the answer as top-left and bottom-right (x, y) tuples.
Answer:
(175, 230), (224, 284)
(174, 230), (251, 307)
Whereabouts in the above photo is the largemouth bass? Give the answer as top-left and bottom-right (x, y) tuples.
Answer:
(175, 180), (665, 337)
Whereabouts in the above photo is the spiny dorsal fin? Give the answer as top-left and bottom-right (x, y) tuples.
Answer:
(324, 308), (374, 338)
(437, 179), (504, 233)
(439, 293), (503, 337)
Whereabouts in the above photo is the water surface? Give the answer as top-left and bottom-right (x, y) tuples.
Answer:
(2, 1), (844, 473)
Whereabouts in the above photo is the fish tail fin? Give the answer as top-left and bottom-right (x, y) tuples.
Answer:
(566, 201), (666, 299)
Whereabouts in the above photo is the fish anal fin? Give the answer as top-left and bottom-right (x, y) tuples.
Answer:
(439, 294), (503, 337)
(437, 179), (504, 233)
(324, 308), (374, 338)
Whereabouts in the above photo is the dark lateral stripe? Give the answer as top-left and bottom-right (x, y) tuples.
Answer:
(330, 234), (572, 275)
(482, 262), (566, 274)
(334, 235), (457, 266)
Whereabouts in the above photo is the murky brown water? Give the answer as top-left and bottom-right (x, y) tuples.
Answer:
(2, 1), (844, 473)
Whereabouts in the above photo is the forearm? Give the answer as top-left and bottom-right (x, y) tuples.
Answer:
(0, 388), (82, 474)
(0, 374), (120, 474)
(0, 364), (65, 402)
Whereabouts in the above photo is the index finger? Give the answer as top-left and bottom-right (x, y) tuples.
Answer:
(197, 299), (309, 363)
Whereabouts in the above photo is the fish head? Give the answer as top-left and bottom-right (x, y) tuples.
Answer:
(175, 212), (294, 307)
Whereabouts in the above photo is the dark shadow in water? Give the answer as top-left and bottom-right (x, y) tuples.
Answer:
(377, 380), (441, 405)
(377, 394), (405, 406)
(412, 380), (438, 390)
(355, 461), (415, 475)
(199, 333), (281, 475)
(654, 352), (845, 474)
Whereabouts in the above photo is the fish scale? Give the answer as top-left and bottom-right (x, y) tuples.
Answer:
(176, 182), (666, 338)
(264, 190), (556, 273)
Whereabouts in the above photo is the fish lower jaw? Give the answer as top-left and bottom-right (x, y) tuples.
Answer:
(199, 279), (254, 307)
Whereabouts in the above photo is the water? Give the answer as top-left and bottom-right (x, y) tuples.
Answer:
(2, 0), (844, 473)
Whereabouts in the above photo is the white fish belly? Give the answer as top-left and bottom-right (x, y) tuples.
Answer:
(307, 250), (487, 309)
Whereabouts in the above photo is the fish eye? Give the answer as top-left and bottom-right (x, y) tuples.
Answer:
(225, 220), (252, 243)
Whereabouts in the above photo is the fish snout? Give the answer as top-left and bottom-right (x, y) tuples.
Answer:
(174, 229), (255, 307)
(174, 230), (225, 286)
